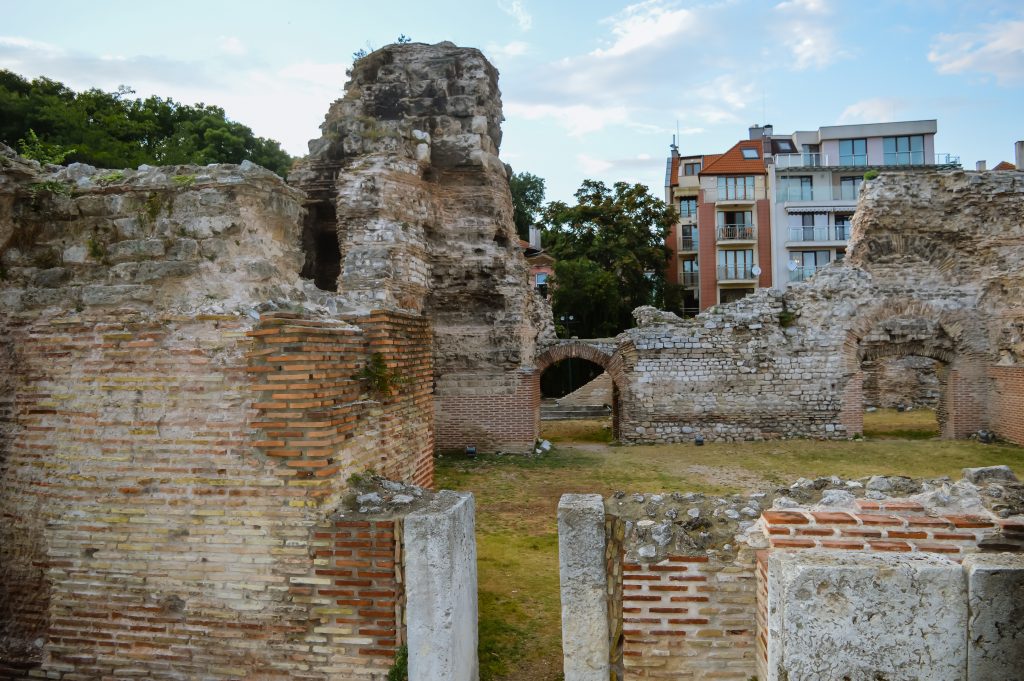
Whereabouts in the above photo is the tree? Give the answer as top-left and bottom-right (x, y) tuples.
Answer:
(550, 258), (622, 338)
(0, 70), (293, 175)
(509, 171), (546, 241)
(542, 180), (677, 337)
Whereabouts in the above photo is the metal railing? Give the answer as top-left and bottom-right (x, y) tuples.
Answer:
(679, 235), (698, 251)
(717, 224), (756, 241)
(703, 187), (765, 202)
(789, 265), (822, 283)
(717, 265), (755, 281)
(776, 185), (863, 203)
(681, 271), (699, 287)
(834, 224), (851, 240)
(774, 152), (960, 169)
(775, 153), (827, 169)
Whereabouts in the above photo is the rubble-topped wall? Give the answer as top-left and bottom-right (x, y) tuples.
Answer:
(0, 147), (436, 677)
(290, 42), (553, 453)
(612, 170), (1024, 444)
(559, 466), (1024, 681)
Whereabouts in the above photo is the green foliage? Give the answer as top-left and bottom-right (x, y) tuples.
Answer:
(86, 236), (105, 259)
(26, 179), (71, 200)
(386, 645), (408, 681)
(17, 128), (74, 164)
(357, 352), (406, 398)
(509, 171), (546, 241)
(863, 169), (880, 181)
(541, 180), (677, 337)
(96, 170), (125, 184)
(0, 70), (292, 175)
(172, 174), (196, 188)
(395, 34), (412, 44)
(353, 48), (369, 60)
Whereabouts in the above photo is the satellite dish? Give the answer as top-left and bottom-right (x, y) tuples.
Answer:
(787, 261), (798, 272)
(751, 265), (762, 276)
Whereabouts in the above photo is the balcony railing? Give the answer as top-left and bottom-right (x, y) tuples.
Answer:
(718, 265), (755, 281)
(775, 152), (961, 170)
(776, 185), (863, 203)
(679, 235), (698, 251)
(787, 225), (852, 242)
(717, 224), (756, 241)
(834, 224), (851, 240)
(703, 187), (765, 202)
(789, 265), (823, 283)
(681, 271), (699, 287)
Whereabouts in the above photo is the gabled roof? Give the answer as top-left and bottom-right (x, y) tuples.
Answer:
(993, 161), (1016, 171)
(699, 140), (766, 176)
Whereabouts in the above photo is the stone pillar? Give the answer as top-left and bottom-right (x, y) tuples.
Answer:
(766, 550), (966, 681)
(558, 494), (610, 681)
(963, 553), (1024, 681)
(404, 491), (478, 681)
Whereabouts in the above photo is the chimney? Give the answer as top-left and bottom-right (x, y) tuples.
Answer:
(749, 124), (763, 141)
(762, 123), (774, 160)
(1016, 141), (1024, 170)
(529, 225), (542, 250)
(976, 160), (987, 171)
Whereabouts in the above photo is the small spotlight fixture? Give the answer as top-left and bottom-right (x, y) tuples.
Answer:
(694, 435), (704, 446)
(465, 445), (477, 457)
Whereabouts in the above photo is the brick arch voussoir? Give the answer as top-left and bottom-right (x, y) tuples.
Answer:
(535, 342), (627, 391)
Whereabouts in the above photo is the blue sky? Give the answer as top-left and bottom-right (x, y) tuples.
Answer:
(3, 0), (1023, 203)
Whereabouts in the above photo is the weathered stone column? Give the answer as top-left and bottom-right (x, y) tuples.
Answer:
(558, 494), (610, 681)
(766, 550), (966, 681)
(404, 491), (478, 681)
(963, 553), (1024, 681)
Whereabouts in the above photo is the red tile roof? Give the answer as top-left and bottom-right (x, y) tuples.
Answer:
(668, 154), (680, 187)
(993, 161), (1016, 171)
(699, 140), (766, 176)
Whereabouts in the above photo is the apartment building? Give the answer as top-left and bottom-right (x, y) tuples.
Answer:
(767, 120), (956, 286)
(665, 119), (958, 310)
(665, 133), (773, 312)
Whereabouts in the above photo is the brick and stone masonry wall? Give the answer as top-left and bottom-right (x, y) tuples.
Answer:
(434, 369), (539, 453)
(989, 366), (1024, 446)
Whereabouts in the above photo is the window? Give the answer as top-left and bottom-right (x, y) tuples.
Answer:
(839, 138), (867, 166)
(883, 135), (924, 165)
(741, 148), (759, 159)
(720, 288), (754, 304)
(789, 250), (830, 282)
(839, 176), (862, 201)
(683, 162), (701, 175)
(834, 215), (852, 241)
(776, 140), (795, 153)
(802, 144), (821, 166)
(535, 272), (548, 286)
(780, 176), (812, 201)
(717, 249), (754, 280)
(679, 197), (697, 218)
(679, 225), (698, 251)
(789, 213), (827, 242)
(717, 175), (756, 200)
(717, 210), (753, 240)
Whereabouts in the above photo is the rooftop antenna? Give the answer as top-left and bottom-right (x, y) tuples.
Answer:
(762, 90), (766, 128)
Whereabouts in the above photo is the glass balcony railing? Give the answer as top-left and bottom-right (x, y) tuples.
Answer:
(789, 265), (823, 283)
(775, 152), (960, 169)
(718, 265), (755, 281)
(681, 271), (699, 287)
(776, 185), (863, 203)
(679, 236), (698, 251)
(716, 224), (756, 241)
(787, 226), (852, 243)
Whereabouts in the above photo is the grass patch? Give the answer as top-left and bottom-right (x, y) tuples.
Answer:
(541, 418), (613, 443)
(435, 411), (1024, 681)
(864, 407), (940, 439)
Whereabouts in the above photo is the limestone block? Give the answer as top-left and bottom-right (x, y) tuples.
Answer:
(558, 494), (609, 681)
(963, 553), (1024, 681)
(404, 491), (478, 681)
(766, 550), (966, 681)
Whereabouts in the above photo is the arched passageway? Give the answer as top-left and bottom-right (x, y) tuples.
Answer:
(535, 342), (628, 440)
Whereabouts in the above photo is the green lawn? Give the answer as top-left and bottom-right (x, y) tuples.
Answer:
(434, 409), (1024, 681)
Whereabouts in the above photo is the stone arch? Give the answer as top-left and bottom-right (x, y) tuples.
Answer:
(535, 341), (629, 440)
(838, 299), (993, 439)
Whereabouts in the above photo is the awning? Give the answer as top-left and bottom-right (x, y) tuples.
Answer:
(786, 206), (852, 214)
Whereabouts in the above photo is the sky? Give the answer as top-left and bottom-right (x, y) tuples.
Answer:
(3, 0), (1023, 203)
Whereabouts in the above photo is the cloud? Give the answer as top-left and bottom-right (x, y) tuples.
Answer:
(591, 0), (696, 58)
(837, 97), (906, 124)
(218, 36), (246, 56)
(773, 0), (844, 70)
(928, 20), (1024, 85)
(506, 102), (630, 136)
(498, 1), (533, 31)
(578, 154), (613, 175)
(485, 41), (530, 62)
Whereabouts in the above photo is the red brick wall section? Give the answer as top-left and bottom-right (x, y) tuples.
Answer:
(697, 197), (717, 310)
(434, 369), (539, 453)
(622, 554), (757, 680)
(839, 371), (864, 436)
(308, 519), (403, 677)
(988, 366), (1024, 446)
(755, 551), (769, 681)
(946, 365), (988, 439)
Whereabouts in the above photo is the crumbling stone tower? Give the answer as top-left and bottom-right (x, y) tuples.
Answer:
(291, 41), (554, 453)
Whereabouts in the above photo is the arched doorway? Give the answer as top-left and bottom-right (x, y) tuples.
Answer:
(840, 307), (990, 440)
(535, 342), (626, 440)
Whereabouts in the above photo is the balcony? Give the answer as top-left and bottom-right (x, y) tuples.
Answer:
(718, 265), (756, 281)
(786, 225), (850, 243)
(776, 185), (862, 203)
(717, 224), (756, 242)
(774, 152), (961, 170)
(703, 187), (765, 203)
(681, 271), (699, 287)
(679, 235), (698, 252)
(789, 265), (823, 283)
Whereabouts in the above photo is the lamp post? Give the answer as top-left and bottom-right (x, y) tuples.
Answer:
(558, 314), (576, 392)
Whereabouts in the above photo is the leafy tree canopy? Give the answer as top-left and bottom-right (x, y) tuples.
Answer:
(542, 179), (677, 337)
(509, 170), (546, 241)
(0, 70), (292, 175)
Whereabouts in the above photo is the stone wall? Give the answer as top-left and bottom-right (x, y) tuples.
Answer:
(0, 146), (442, 677)
(862, 355), (940, 408)
(290, 42), (553, 453)
(559, 467), (1024, 681)
(607, 171), (1024, 445)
